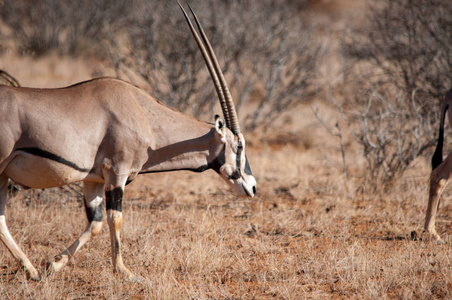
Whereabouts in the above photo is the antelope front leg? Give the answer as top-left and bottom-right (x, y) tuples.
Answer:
(106, 186), (139, 282)
(48, 182), (104, 275)
(0, 175), (40, 280)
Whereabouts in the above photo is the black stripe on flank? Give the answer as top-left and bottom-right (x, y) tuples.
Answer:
(17, 147), (90, 173)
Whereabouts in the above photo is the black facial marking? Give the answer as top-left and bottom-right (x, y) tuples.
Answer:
(234, 140), (243, 178)
(209, 145), (226, 174)
(244, 155), (253, 176)
(17, 147), (90, 173)
(84, 200), (103, 223)
(105, 188), (123, 212)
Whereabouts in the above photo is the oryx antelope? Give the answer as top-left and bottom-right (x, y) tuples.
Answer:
(425, 88), (452, 242)
(0, 3), (256, 281)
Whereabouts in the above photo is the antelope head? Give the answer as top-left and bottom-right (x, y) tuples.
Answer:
(178, 2), (256, 197)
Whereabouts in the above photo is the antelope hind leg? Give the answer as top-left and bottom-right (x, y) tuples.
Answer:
(424, 151), (452, 243)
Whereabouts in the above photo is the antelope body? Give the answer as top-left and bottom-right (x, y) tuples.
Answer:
(425, 88), (452, 242)
(0, 3), (256, 281)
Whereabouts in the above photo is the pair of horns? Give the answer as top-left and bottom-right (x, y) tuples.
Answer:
(177, 1), (241, 135)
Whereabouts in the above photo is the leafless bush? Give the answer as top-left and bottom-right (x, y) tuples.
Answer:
(344, 0), (452, 100)
(343, 87), (438, 186)
(0, 0), (130, 56)
(108, 0), (319, 130)
(336, 0), (452, 187)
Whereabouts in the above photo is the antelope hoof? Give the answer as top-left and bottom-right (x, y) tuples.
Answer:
(115, 266), (140, 283)
(437, 238), (446, 245)
(30, 274), (41, 281)
(122, 271), (141, 283)
(434, 234), (446, 245)
(46, 254), (69, 276)
(422, 229), (445, 244)
(20, 264), (41, 281)
(28, 269), (41, 281)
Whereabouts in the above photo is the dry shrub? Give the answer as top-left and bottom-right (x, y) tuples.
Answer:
(333, 0), (452, 189)
(340, 86), (438, 187)
(107, 0), (320, 131)
(0, 0), (130, 56)
(344, 0), (452, 99)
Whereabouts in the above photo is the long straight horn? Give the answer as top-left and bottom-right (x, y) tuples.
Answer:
(186, 2), (241, 135)
(177, 1), (231, 130)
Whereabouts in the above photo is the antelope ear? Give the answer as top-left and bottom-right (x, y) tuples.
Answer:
(215, 115), (227, 143)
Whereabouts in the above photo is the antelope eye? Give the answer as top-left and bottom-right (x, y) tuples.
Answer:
(234, 141), (243, 153)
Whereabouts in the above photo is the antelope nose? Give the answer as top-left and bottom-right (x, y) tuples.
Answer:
(253, 185), (257, 195)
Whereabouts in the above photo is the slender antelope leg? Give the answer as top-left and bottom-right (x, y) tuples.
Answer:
(425, 150), (452, 242)
(104, 172), (138, 282)
(105, 187), (139, 281)
(48, 182), (104, 274)
(0, 175), (40, 280)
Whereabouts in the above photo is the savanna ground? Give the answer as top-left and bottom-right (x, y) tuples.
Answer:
(1, 1), (452, 299)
